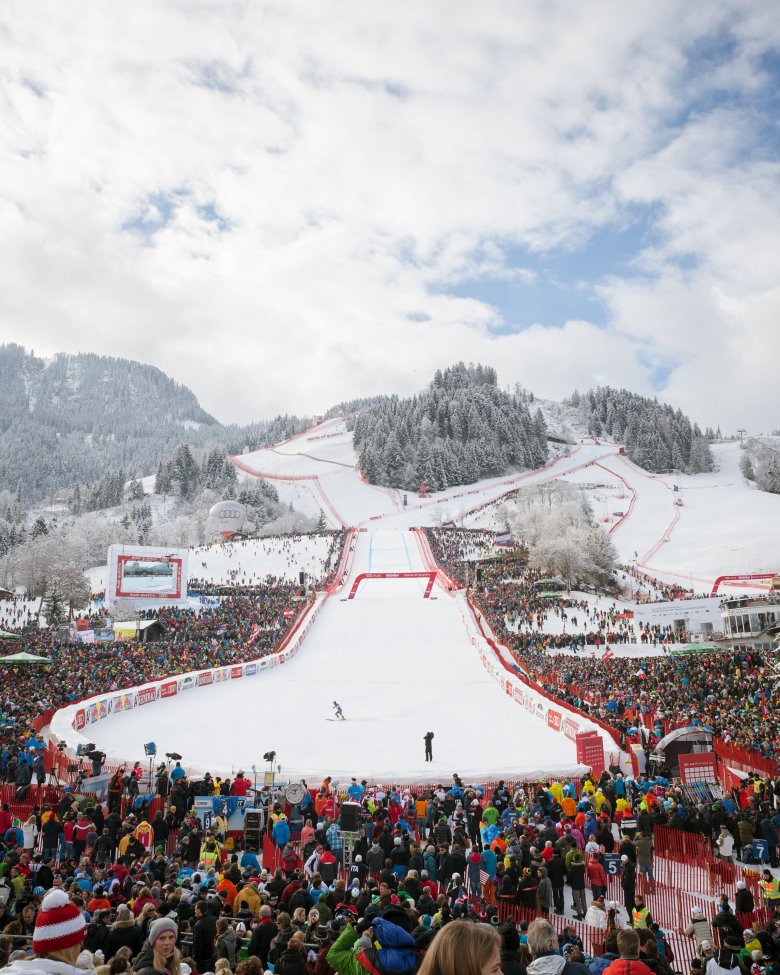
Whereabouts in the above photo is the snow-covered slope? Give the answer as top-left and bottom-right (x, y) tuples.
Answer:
(82, 529), (594, 781)
(53, 422), (780, 781)
(235, 427), (780, 588)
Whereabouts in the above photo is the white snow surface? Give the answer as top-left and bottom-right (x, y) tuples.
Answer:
(58, 424), (780, 782)
(82, 529), (591, 782)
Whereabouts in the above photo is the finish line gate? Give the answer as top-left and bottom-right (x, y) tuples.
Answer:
(347, 571), (436, 600)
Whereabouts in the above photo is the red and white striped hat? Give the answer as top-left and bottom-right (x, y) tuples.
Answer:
(32, 889), (86, 954)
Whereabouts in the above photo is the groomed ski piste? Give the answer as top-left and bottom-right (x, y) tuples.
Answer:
(52, 416), (780, 783)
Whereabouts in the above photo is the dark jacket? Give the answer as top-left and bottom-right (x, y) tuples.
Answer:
(107, 921), (144, 960)
(217, 927), (237, 967)
(547, 855), (566, 887)
(84, 919), (111, 955)
(193, 911), (217, 967)
(502, 951), (527, 975)
(567, 861), (586, 891)
(248, 917), (278, 967)
(735, 887), (754, 915)
(132, 942), (157, 975)
(289, 886), (314, 912)
(367, 843), (385, 873)
(621, 861), (636, 889)
(277, 946), (308, 975)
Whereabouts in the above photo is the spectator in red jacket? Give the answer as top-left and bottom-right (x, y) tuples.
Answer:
(230, 772), (251, 797)
(587, 854), (608, 900)
(603, 929), (654, 975)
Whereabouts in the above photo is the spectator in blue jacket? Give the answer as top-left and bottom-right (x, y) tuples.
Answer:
(272, 816), (291, 848)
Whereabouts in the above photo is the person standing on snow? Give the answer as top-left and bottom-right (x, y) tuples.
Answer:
(332, 701), (346, 720)
(424, 731), (434, 762)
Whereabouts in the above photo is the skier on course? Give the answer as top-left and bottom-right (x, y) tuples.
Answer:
(332, 700), (346, 720)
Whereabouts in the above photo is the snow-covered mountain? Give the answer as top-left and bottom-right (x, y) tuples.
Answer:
(0, 344), (307, 502)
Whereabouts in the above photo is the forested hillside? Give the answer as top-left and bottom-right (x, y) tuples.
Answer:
(0, 345), (308, 501)
(353, 363), (548, 492)
(574, 387), (715, 474)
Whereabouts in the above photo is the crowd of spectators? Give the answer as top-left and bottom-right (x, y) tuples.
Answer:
(0, 531), (348, 778)
(0, 768), (778, 975)
(424, 530), (778, 763)
(0, 580), (305, 769)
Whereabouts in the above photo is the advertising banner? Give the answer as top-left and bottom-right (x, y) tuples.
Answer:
(576, 732), (605, 776)
(113, 693), (133, 713)
(134, 686), (158, 707)
(678, 752), (717, 784)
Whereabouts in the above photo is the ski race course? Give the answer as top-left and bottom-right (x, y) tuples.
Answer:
(72, 529), (592, 782)
(57, 416), (780, 783)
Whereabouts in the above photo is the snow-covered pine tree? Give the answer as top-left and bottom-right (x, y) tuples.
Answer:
(353, 363), (547, 491)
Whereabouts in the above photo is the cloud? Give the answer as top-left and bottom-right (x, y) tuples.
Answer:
(0, 1), (778, 432)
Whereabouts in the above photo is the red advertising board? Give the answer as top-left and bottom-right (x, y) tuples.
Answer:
(547, 710), (562, 732)
(231, 666), (243, 679)
(678, 752), (717, 784)
(73, 708), (86, 731)
(161, 680), (178, 698)
(135, 686), (157, 707)
(562, 717), (579, 741)
(576, 731), (605, 776)
(197, 672), (213, 686)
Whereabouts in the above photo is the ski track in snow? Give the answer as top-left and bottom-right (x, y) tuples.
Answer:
(55, 423), (780, 780)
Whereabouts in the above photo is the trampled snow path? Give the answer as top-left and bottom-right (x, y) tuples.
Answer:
(81, 529), (591, 782)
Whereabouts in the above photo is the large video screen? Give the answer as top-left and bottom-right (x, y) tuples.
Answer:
(107, 545), (189, 604)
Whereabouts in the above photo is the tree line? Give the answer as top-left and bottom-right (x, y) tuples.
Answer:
(353, 362), (549, 492)
(571, 387), (715, 473)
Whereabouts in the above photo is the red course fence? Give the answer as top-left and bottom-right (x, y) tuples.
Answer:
(713, 739), (778, 778)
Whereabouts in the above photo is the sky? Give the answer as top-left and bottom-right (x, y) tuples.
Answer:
(1, 1), (779, 430)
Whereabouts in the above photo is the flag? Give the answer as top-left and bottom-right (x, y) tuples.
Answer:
(602, 647), (614, 661)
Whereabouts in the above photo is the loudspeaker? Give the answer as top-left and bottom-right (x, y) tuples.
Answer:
(299, 571), (305, 586)
(244, 810), (263, 831)
(476, 568), (482, 582)
(339, 802), (361, 832)
(244, 809), (263, 853)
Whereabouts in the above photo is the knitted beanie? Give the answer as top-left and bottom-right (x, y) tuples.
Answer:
(32, 889), (87, 954)
(148, 917), (178, 947)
